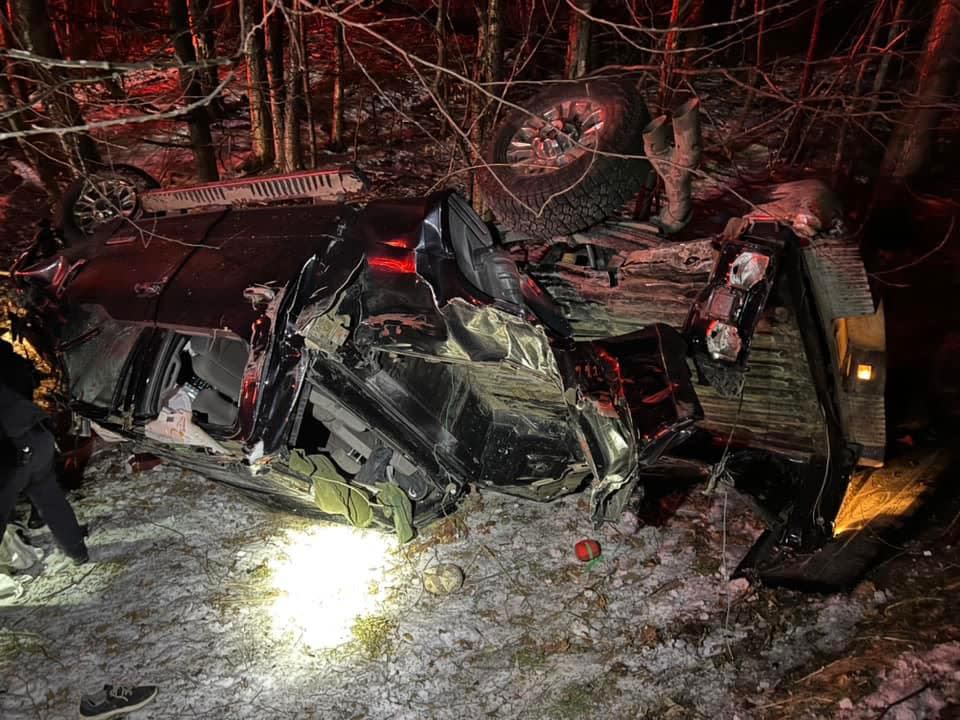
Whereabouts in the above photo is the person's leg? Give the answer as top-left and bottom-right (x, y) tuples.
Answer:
(22, 428), (87, 560)
(0, 463), (32, 544)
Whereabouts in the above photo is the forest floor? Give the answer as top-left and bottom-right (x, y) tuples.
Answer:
(2, 18), (960, 718)
(1, 446), (958, 720)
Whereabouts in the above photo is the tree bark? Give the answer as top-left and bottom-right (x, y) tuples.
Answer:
(8, 0), (100, 168)
(564, 0), (592, 80)
(431, 0), (445, 95)
(683, 0), (706, 68)
(169, 0), (219, 181)
(1, 1), (31, 102)
(188, 0), (221, 109)
(868, 0), (907, 124)
(330, 19), (344, 150)
(0, 66), (60, 200)
(282, 0), (303, 170)
(797, 0), (826, 101)
(298, 3), (316, 167)
(882, 0), (960, 179)
(264, 0), (286, 168)
(240, 0), (274, 168)
(659, 0), (682, 107)
(469, 0), (503, 216)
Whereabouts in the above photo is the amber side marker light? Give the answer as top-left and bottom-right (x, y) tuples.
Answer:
(856, 363), (874, 381)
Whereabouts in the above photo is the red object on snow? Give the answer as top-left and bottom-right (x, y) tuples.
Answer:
(574, 539), (602, 562)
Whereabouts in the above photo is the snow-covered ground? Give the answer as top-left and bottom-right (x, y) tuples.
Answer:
(4, 448), (956, 719)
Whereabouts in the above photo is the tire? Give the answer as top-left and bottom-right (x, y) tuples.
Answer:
(479, 78), (652, 240)
(56, 163), (160, 246)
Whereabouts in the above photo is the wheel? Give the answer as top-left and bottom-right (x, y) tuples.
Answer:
(56, 164), (160, 245)
(479, 78), (652, 240)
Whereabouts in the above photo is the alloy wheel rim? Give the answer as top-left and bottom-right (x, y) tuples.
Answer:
(506, 99), (605, 174)
(72, 176), (139, 234)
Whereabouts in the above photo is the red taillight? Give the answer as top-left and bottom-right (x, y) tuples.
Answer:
(383, 237), (413, 249)
(368, 254), (417, 274)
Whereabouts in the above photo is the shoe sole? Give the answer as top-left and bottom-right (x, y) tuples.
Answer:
(78, 688), (158, 720)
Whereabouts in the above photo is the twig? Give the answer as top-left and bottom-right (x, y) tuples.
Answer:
(876, 683), (930, 719)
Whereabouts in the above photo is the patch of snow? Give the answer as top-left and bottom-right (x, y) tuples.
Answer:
(0, 452), (919, 719)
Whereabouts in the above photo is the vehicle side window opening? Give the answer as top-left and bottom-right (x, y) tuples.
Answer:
(61, 306), (143, 409)
(158, 334), (250, 428)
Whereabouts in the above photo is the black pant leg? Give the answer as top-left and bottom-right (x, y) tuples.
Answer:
(0, 460), (32, 544)
(22, 428), (85, 558)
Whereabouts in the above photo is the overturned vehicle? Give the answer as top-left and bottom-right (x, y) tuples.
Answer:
(8, 79), (887, 587)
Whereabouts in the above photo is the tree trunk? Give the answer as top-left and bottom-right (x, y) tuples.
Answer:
(265, 0), (286, 168)
(683, 0), (706, 68)
(188, 0), (221, 110)
(659, 0), (682, 107)
(470, 0), (503, 216)
(298, 3), (316, 167)
(868, 0), (907, 123)
(1, 2), (31, 103)
(797, 0), (826, 101)
(240, 0), (274, 168)
(432, 0), (445, 95)
(8, 0), (100, 168)
(564, 0), (592, 80)
(330, 19), (344, 150)
(169, 0), (219, 181)
(881, 0), (959, 179)
(282, 0), (303, 170)
(479, 0), (503, 92)
(0, 66), (60, 200)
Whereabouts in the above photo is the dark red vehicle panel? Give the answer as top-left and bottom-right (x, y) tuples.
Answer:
(154, 204), (344, 338)
(62, 212), (226, 324)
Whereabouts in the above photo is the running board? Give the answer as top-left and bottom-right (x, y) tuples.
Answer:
(139, 167), (366, 213)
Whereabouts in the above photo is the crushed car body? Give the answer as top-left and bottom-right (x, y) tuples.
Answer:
(7, 81), (889, 588)
(11, 188), (707, 532)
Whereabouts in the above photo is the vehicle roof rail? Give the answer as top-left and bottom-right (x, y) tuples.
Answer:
(138, 166), (366, 213)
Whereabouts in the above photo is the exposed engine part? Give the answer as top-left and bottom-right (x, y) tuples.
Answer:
(642, 98), (702, 234)
(729, 251), (770, 290)
(705, 320), (743, 362)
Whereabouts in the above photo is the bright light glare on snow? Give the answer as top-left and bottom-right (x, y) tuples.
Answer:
(268, 525), (395, 650)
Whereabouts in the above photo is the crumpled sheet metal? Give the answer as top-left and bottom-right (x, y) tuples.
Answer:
(365, 298), (566, 391)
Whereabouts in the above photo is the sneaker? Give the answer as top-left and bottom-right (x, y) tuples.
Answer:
(79, 684), (158, 719)
(65, 540), (90, 566)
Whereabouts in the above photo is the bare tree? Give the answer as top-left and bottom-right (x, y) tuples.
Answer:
(188, 0), (221, 111)
(330, 18), (345, 151)
(659, 0), (682, 105)
(469, 0), (503, 214)
(7, 0), (100, 168)
(564, 0), (592, 79)
(169, 0), (219, 180)
(882, 0), (960, 179)
(298, 2), (316, 167)
(431, 0), (446, 95)
(282, 0), (304, 170)
(240, 0), (275, 169)
(265, 0), (286, 166)
(0, 69), (60, 199)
